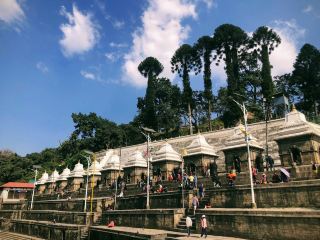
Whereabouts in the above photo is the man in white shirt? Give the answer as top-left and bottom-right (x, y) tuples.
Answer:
(186, 216), (192, 237)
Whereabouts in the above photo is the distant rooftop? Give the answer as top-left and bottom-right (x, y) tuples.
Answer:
(0, 182), (34, 189)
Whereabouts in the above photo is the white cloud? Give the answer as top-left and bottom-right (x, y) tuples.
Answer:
(59, 5), (99, 57)
(36, 62), (49, 73)
(200, 0), (217, 9)
(269, 19), (305, 77)
(122, 0), (197, 87)
(113, 20), (125, 29)
(0, 0), (24, 24)
(109, 42), (128, 48)
(105, 52), (122, 62)
(80, 70), (96, 80)
(303, 5), (313, 13)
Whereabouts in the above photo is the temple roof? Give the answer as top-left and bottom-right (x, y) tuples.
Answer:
(69, 162), (85, 178)
(88, 160), (102, 175)
(37, 171), (49, 185)
(185, 133), (218, 157)
(47, 169), (60, 183)
(99, 149), (114, 168)
(124, 150), (147, 168)
(222, 124), (263, 151)
(152, 142), (182, 163)
(274, 108), (320, 141)
(103, 154), (122, 171)
(57, 167), (71, 181)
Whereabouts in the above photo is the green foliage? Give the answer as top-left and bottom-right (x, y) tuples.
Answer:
(171, 44), (201, 107)
(138, 57), (164, 130)
(137, 77), (182, 134)
(213, 24), (249, 126)
(290, 43), (320, 115)
(252, 26), (281, 103)
(194, 36), (215, 130)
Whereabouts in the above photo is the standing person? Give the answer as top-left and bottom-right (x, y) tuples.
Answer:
(194, 175), (198, 190)
(186, 216), (192, 237)
(266, 155), (274, 172)
(234, 155), (241, 173)
(252, 166), (257, 184)
(198, 183), (204, 199)
(200, 215), (208, 238)
(312, 162), (317, 177)
(192, 194), (199, 215)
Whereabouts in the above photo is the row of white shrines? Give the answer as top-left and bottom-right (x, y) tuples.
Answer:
(35, 108), (320, 195)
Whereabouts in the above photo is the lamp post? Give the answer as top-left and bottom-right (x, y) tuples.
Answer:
(30, 165), (41, 210)
(263, 98), (269, 159)
(180, 148), (188, 209)
(83, 150), (93, 212)
(141, 127), (156, 209)
(232, 99), (257, 208)
(114, 146), (122, 210)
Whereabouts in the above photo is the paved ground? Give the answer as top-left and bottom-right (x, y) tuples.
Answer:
(92, 226), (247, 239)
(0, 231), (44, 240)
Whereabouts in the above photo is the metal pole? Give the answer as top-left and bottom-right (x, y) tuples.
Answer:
(84, 157), (90, 212)
(181, 158), (185, 209)
(114, 147), (122, 210)
(90, 155), (96, 213)
(146, 134), (150, 209)
(30, 169), (38, 210)
(264, 99), (269, 159)
(243, 103), (257, 208)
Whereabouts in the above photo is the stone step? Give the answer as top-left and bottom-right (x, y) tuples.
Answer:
(176, 224), (196, 230)
(0, 231), (44, 240)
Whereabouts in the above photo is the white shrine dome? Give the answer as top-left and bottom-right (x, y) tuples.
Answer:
(37, 171), (49, 185)
(47, 169), (60, 183)
(99, 149), (114, 168)
(88, 160), (102, 175)
(153, 142), (182, 163)
(124, 150), (147, 168)
(58, 167), (71, 181)
(69, 162), (85, 178)
(185, 133), (218, 157)
(104, 154), (122, 170)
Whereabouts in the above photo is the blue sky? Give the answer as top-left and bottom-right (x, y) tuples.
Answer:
(0, 0), (319, 156)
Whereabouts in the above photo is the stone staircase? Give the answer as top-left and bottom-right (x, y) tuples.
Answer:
(175, 214), (196, 234)
(0, 231), (44, 240)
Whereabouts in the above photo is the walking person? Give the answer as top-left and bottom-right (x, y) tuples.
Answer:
(186, 216), (192, 237)
(200, 215), (207, 238)
(192, 194), (199, 215)
(198, 183), (204, 200)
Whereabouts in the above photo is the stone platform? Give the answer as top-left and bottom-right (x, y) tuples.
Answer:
(88, 226), (247, 240)
(0, 231), (44, 240)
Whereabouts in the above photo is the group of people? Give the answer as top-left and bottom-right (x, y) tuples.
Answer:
(185, 214), (208, 238)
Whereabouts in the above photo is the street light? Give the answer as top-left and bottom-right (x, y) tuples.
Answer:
(141, 127), (156, 209)
(83, 150), (94, 213)
(232, 99), (257, 208)
(114, 146), (122, 210)
(180, 148), (188, 209)
(30, 165), (41, 210)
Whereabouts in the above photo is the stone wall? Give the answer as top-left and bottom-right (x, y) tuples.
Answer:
(118, 191), (187, 210)
(208, 182), (320, 208)
(10, 219), (86, 240)
(196, 209), (320, 240)
(101, 209), (184, 230)
(21, 210), (92, 225)
(32, 198), (113, 212)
